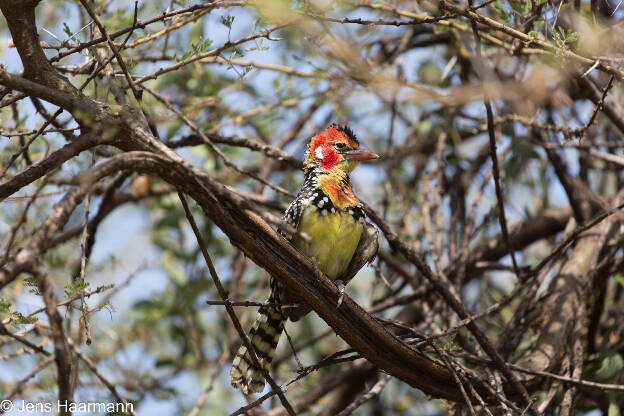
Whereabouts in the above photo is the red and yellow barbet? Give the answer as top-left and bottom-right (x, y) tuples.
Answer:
(230, 124), (379, 394)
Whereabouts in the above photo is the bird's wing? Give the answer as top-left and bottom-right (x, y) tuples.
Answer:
(337, 222), (379, 284)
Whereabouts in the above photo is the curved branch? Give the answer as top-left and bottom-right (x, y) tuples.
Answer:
(122, 151), (469, 402)
(0, 149), (470, 402)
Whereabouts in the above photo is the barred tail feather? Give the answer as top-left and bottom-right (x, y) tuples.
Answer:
(230, 303), (286, 394)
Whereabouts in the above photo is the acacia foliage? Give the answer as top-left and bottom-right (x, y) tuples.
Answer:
(1, 1), (624, 415)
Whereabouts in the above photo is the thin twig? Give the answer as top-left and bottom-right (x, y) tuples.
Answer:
(334, 374), (392, 416)
(67, 337), (137, 416)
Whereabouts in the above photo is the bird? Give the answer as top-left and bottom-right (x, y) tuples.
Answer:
(230, 124), (379, 394)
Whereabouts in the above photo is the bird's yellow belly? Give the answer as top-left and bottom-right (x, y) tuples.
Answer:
(293, 208), (364, 279)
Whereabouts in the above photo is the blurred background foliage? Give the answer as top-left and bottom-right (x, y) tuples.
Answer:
(1, 0), (624, 415)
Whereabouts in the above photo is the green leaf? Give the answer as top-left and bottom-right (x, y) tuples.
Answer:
(523, 2), (532, 14)
(565, 31), (578, 43)
(64, 280), (90, 298)
(229, 48), (244, 60)
(200, 38), (213, 51)
(221, 15), (235, 28)
(593, 354), (624, 382)
(553, 26), (578, 47)
(0, 298), (11, 314)
(10, 311), (37, 326)
(62, 22), (72, 37)
(509, 1), (524, 13)
(23, 276), (41, 295)
(180, 49), (193, 61)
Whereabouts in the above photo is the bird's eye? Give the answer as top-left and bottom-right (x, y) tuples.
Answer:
(334, 142), (347, 151)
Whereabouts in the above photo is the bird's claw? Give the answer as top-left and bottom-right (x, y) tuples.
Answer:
(310, 258), (345, 307)
(311, 258), (324, 280)
(335, 279), (345, 308)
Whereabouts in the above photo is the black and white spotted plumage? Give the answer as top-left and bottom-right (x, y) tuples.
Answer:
(280, 169), (366, 234)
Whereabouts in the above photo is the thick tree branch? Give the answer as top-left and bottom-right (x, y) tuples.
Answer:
(0, 148), (470, 402)
(0, 69), (94, 113)
(0, 131), (101, 201)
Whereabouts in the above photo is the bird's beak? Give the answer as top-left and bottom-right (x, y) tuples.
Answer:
(344, 149), (379, 161)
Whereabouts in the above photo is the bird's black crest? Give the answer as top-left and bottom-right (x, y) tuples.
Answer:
(330, 123), (359, 145)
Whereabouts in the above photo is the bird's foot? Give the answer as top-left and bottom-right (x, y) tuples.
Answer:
(311, 258), (324, 280)
(335, 279), (345, 307)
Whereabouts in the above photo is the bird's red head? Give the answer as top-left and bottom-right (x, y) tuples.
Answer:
(304, 124), (378, 173)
